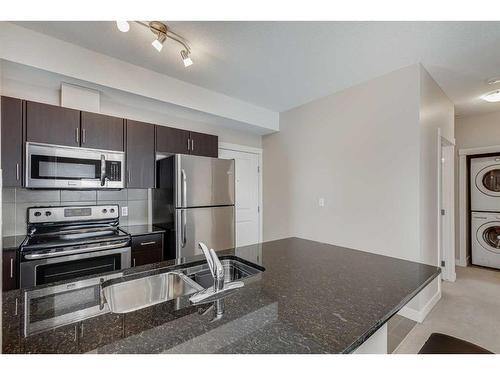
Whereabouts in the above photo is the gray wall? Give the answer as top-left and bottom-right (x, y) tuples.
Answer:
(2, 188), (149, 236)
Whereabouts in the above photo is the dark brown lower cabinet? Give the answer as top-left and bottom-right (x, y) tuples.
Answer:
(24, 324), (79, 354)
(2, 249), (17, 292)
(131, 234), (163, 267)
(2, 290), (22, 354)
(78, 314), (123, 353)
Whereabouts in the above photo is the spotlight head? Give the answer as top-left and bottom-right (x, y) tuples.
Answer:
(116, 21), (130, 33)
(181, 50), (193, 67)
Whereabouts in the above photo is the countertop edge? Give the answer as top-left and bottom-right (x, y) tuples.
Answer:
(342, 268), (442, 354)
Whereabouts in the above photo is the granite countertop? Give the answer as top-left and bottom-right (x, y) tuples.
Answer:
(1, 237), (440, 354)
(119, 225), (166, 236)
(2, 235), (26, 252)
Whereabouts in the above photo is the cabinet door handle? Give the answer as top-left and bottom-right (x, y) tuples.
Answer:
(127, 170), (131, 184)
(191, 139), (194, 151)
(82, 128), (86, 144)
(133, 258), (136, 267)
(10, 258), (14, 278)
(75, 127), (80, 144)
(140, 241), (156, 246)
(74, 326), (78, 342)
(15, 298), (18, 316)
(80, 323), (84, 338)
(187, 138), (190, 151)
(16, 163), (19, 181)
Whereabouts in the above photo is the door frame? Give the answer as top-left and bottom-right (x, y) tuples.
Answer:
(218, 142), (263, 244)
(458, 144), (500, 267)
(438, 130), (456, 282)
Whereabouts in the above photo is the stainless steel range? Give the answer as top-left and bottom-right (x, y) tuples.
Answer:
(20, 205), (131, 288)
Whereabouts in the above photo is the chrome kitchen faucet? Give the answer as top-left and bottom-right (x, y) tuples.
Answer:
(189, 242), (244, 304)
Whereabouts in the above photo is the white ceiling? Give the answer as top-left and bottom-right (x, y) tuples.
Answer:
(13, 21), (500, 116)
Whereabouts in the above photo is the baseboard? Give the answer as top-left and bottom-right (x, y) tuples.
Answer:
(456, 257), (467, 267)
(398, 289), (442, 323)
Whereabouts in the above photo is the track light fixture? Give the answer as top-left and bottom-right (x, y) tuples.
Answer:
(115, 21), (193, 68)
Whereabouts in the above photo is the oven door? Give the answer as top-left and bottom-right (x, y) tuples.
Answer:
(24, 272), (122, 337)
(26, 142), (124, 189)
(20, 246), (131, 288)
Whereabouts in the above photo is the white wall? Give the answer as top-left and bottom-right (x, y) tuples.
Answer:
(1, 61), (262, 148)
(263, 64), (422, 262)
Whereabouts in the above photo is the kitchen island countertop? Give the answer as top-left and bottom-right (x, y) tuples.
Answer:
(2, 237), (440, 354)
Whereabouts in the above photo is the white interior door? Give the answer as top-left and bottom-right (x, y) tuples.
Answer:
(219, 148), (260, 247)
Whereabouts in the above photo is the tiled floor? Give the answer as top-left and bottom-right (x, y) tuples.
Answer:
(395, 265), (500, 354)
(387, 314), (416, 353)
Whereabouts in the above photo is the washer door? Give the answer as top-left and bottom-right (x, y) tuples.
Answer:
(477, 222), (500, 254)
(475, 164), (500, 197)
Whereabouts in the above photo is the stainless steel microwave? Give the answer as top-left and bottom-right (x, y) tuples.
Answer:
(26, 142), (125, 189)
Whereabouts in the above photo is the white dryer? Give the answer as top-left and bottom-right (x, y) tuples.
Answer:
(471, 211), (500, 269)
(470, 156), (500, 212)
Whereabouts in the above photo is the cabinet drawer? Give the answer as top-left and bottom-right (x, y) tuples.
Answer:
(131, 234), (163, 252)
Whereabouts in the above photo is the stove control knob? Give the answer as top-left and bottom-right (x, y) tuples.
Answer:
(110, 208), (115, 213)
(102, 209), (108, 214)
(45, 211), (52, 216)
(34, 211), (42, 217)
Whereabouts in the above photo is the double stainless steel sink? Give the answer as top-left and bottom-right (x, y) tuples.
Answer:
(101, 257), (264, 314)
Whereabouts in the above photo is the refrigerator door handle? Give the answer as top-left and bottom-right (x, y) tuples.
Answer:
(181, 169), (187, 207)
(181, 209), (187, 248)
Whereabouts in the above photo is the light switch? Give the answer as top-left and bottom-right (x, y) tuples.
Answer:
(319, 198), (325, 207)
(121, 206), (128, 216)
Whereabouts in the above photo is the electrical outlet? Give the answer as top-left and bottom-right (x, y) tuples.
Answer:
(121, 206), (128, 217)
(319, 198), (325, 207)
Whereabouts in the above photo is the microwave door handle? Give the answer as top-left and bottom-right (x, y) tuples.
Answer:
(100, 155), (106, 187)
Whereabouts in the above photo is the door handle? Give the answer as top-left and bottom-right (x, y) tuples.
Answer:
(82, 128), (86, 144)
(76, 128), (80, 144)
(10, 258), (14, 278)
(100, 155), (106, 187)
(181, 210), (187, 248)
(16, 163), (19, 181)
(181, 169), (187, 207)
(140, 241), (156, 246)
(187, 138), (190, 151)
(191, 139), (194, 151)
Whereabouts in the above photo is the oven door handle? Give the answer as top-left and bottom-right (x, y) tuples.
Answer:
(24, 241), (130, 260)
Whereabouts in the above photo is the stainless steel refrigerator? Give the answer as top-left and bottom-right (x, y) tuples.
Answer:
(153, 154), (235, 261)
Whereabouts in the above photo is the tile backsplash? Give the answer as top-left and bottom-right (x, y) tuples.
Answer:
(2, 188), (150, 236)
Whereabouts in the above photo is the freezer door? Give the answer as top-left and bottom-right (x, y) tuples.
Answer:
(176, 154), (235, 208)
(176, 206), (235, 260)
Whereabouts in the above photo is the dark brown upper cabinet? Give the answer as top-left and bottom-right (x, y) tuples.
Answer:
(1, 96), (24, 187)
(126, 119), (155, 188)
(81, 112), (124, 151)
(26, 101), (80, 147)
(156, 125), (190, 155)
(189, 131), (218, 157)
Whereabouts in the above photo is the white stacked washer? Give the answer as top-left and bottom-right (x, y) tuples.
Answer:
(470, 156), (500, 269)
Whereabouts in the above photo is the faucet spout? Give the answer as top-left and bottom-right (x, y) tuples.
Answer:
(190, 242), (243, 304)
(198, 242), (224, 291)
